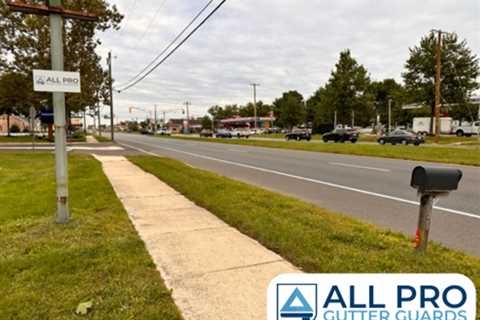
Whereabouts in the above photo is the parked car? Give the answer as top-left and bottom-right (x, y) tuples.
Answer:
(140, 128), (152, 135)
(285, 129), (311, 141)
(200, 129), (214, 137)
(322, 129), (358, 143)
(215, 130), (232, 138)
(377, 130), (424, 146)
(156, 128), (171, 135)
(230, 128), (251, 138)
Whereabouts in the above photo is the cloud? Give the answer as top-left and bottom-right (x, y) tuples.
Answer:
(96, 0), (480, 121)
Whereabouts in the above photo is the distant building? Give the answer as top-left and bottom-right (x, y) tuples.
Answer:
(0, 114), (29, 134)
(220, 116), (276, 129)
(166, 118), (203, 133)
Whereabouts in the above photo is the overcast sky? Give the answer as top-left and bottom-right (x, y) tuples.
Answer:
(96, 0), (480, 121)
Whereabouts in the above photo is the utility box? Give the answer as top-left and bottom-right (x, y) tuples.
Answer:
(411, 166), (463, 193)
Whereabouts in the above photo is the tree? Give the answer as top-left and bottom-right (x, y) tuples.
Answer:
(403, 32), (479, 131)
(0, 72), (34, 135)
(308, 50), (374, 129)
(0, 0), (122, 115)
(201, 115), (212, 129)
(369, 79), (413, 127)
(273, 90), (305, 129)
(238, 101), (272, 117)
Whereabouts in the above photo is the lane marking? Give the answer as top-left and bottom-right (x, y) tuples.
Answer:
(119, 140), (480, 220)
(329, 162), (391, 172)
(228, 149), (249, 153)
(0, 146), (124, 151)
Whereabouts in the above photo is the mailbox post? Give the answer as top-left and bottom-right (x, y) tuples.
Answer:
(411, 166), (462, 252)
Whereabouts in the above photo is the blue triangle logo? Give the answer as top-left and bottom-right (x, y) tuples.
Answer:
(281, 288), (313, 313)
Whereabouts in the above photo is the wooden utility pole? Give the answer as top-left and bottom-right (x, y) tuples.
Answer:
(107, 51), (114, 141)
(7, 0), (97, 224)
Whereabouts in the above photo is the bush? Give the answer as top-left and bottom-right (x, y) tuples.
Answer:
(9, 124), (20, 133)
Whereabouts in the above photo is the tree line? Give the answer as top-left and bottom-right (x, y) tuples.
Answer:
(208, 33), (479, 133)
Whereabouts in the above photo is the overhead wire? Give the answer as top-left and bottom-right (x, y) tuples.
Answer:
(116, 0), (227, 92)
(117, 0), (215, 89)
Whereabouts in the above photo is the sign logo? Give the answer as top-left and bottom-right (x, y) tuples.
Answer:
(277, 284), (317, 320)
(268, 274), (476, 320)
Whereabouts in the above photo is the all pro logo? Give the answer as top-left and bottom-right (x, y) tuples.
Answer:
(277, 284), (317, 320)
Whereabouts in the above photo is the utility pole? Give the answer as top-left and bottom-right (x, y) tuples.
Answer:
(351, 110), (355, 128)
(49, 0), (69, 223)
(107, 51), (114, 141)
(154, 104), (158, 133)
(334, 110), (337, 128)
(250, 83), (260, 130)
(184, 101), (191, 134)
(7, 0), (97, 224)
(97, 103), (101, 136)
(388, 99), (392, 134)
(434, 30), (442, 143)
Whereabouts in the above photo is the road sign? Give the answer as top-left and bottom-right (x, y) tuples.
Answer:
(33, 69), (81, 93)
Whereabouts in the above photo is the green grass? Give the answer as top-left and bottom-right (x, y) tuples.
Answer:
(93, 135), (112, 143)
(0, 153), (182, 320)
(162, 135), (480, 166)
(129, 156), (480, 310)
(0, 136), (49, 143)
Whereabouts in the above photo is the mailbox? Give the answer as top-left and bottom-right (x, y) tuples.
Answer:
(411, 166), (462, 193)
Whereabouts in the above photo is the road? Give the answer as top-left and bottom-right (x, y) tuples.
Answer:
(115, 133), (480, 256)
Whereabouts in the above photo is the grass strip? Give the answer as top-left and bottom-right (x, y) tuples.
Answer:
(94, 135), (112, 143)
(129, 155), (480, 311)
(159, 135), (480, 166)
(0, 153), (182, 320)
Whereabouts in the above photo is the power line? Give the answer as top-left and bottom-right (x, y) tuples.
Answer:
(136, 0), (169, 43)
(117, 0), (215, 89)
(117, 0), (227, 92)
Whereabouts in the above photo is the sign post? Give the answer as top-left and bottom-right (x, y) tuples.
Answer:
(49, 0), (69, 223)
(7, 0), (97, 224)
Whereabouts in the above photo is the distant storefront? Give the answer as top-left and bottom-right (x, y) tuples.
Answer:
(220, 116), (276, 129)
(0, 114), (29, 133)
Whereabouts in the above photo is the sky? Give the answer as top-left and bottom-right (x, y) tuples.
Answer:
(96, 0), (480, 122)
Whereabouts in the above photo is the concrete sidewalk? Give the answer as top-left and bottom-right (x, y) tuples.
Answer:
(94, 155), (298, 319)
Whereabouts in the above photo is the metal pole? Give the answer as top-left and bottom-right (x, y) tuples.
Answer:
(415, 194), (434, 252)
(108, 51), (114, 141)
(49, 0), (69, 223)
(154, 104), (158, 133)
(185, 101), (190, 134)
(251, 83), (259, 130)
(434, 31), (442, 143)
(351, 110), (355, 128)
(97, 103), (101, 136)
(334, 110), (337, 128)
(388, 99), (392, 134)
(163, 111), (166, 129)
(30, 106), (36, 151)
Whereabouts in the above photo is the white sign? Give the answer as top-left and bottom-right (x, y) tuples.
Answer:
(268, 274), (476, 320)
(33, 69), (81, 93)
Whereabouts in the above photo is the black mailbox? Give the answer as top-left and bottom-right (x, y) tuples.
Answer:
(411, 166), (463, 193)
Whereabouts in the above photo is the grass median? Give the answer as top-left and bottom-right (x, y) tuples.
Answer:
(129, 155), (480, 311)
(0, 153), (182, 319)
(160, 135), (480, 166)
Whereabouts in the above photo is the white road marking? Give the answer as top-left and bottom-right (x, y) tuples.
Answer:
(329, 162), (391, 172)
(119, 140), (480, 220)
(228, 149), (249, 153)
(0, 146), (124, 151)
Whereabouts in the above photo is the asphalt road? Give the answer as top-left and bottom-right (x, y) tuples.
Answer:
(115, 133), (480, 256)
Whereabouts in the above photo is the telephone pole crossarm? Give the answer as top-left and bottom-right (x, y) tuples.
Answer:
(6, 0), (98, 21)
